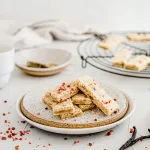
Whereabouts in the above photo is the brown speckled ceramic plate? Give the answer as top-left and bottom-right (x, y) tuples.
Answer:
(17, 82), (134, 135)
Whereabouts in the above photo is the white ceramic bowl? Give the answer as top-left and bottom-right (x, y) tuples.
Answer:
(15, 48), (72, 76)
(0, 45), (14, 89)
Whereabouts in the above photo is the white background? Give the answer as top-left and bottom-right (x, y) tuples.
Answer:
(0, 0), (150, 31)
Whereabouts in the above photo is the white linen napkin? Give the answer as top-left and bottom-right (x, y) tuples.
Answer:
(13, 20), (104, 49)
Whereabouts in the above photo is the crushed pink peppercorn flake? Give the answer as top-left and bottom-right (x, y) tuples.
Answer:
(12, 127), (15, 130)
(21, 120), (26, 123)
(72, 140), (80, 146)
(37, 112), (40, 116)
(138, 60), (142, 63)
(1, 136), (6, 140)
(30, 126), (35, 128)
(29, 142), (32, 144)
(62, 82), (65, 86)
(71, 88), (74, 91)
(15, 145), (19, 150)
(4, 100), (7, 103)
(130, 128), (134, 133)
(102, 100), (111, 104)
(105, 130), (114, 136)
(48, 144), (51, 146)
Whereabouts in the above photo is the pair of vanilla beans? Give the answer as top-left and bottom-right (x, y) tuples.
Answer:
(119, 126), (150, 150)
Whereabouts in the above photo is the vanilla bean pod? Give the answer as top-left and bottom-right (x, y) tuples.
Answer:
(119, 128), (150, 150)
(119, 126), (137, 150)
(126, 135), (150, 148)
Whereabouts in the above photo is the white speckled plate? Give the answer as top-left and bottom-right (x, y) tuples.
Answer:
(16, 82), (135, 134)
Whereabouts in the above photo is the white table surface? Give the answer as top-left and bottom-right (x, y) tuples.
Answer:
(0, 41), (150, 150)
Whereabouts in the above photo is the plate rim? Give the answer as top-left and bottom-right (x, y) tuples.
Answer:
(16, 91), (135, 134)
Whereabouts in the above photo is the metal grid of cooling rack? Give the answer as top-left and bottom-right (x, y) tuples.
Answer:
(77, 32), (150, 78)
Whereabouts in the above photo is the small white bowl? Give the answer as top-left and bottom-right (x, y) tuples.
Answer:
(15, 48), (72, 76)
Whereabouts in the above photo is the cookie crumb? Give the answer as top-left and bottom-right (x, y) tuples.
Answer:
(15, 145), (19, 150)
(2, 113), (6, 116)
(72, 140), (80, 146)
(89, 143), (92, 146)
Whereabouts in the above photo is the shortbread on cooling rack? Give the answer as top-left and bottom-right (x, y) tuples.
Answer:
(126, 33), (150, 41)
(99, 35), (124, 50)
(112, 49), (132, 67)
(124, 55), (150, 71)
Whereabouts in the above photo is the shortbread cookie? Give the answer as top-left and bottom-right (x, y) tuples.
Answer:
(46, 81), (79, 102)
(126, 33), (150, 41)
(99, 35), (124, 50)
(77, 76), (120, 116)
(27, 61), (57, 68)
(124, 55), (150, 71)
(112, 49), (132, 67)
(53, 98), (75, 115)
(78, 103), (96, 111)
(42, 92), (57, 109)
(72, 93), (92, 105)
(42, 96), (54, 109)
(60, 105), (83, 120)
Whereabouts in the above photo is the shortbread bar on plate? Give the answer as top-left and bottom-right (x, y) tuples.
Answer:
(60, 105), (83, 120)
(126, 33), (150, 41)
(42, 96), (54, 109)
(78, 103), (96, 111)
(112, 49), (132, 67)
(99, 35), (124, 50)
(72, 93), (92, 105)
(46, 81), (79, 102)
(53, 98), (75, 115)
(77, 76), (120, 116)
(124, 55), (150, 71)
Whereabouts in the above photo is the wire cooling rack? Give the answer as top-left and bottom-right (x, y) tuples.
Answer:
(77, 32), (150, 78)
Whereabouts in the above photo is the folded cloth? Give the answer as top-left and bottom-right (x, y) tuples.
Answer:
(13, 20), (104, 49)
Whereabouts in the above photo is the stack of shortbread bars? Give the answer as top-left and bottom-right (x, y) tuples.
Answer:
(43, 76), (119, 120)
